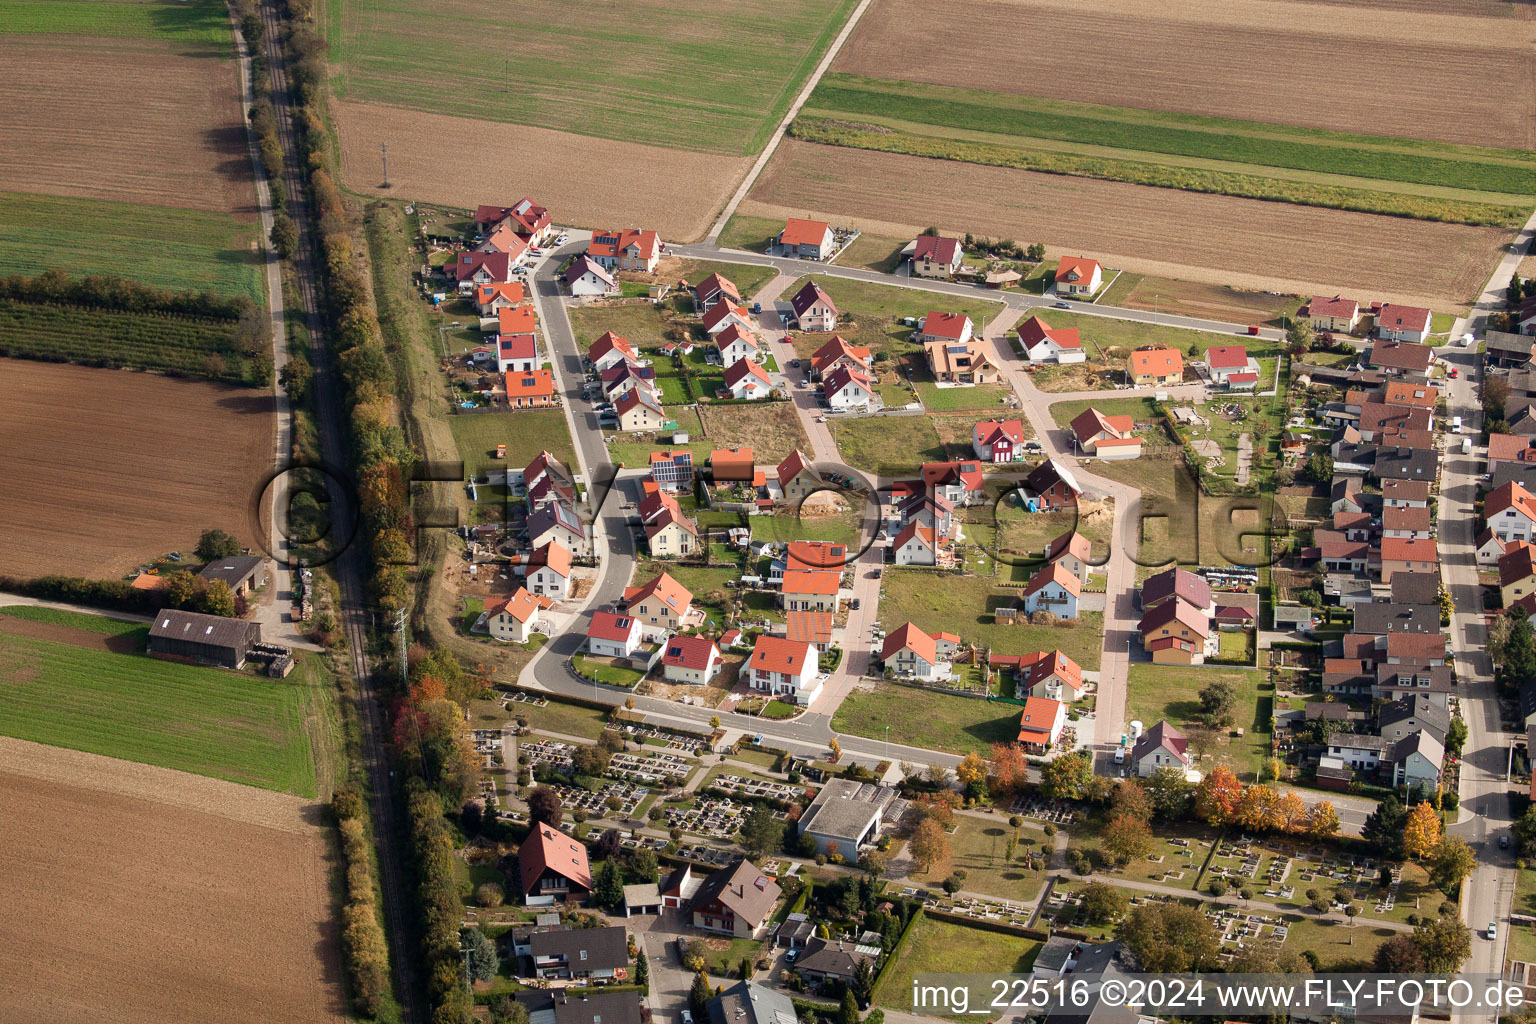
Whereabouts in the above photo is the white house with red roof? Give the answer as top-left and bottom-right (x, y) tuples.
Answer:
(1069, 407), (1141, 460)
(518, 821), (592, 905)
(1016, 650), (1084, 702)
(476, 588), (554, 644)
(747, 635), (821, 704)
(1375, 303), (1433, 344)
(694, 272), (741, 311)
(497, 334), (539, 375)
(623, 572), (695, 635)
(1205, 345), (1261, 389)
(586, 611), (644, 659)
(892, 521), (943, 566)
(789, 281), (838, 332)
(921, 460), (985, 506)
(524, 541), (573, 600)
(1020, 562), (1081, 619)
(564, 256), (616, 297)
(1307, 295), (1360, 333)
(1018, 315), (1085, 364)
(810, 335), (872, 379)
(588, 331), (639, 372)
(880, 623), (951, 680)
(911, 235), (963, 279)
(701, 300), (755, 336)
(776, 449), (823, 503)
(474, 281), (526, 317)
(475, 225), (530, 264)
(778, 218), (835, 259)
(1016, 697), (1067, 753)
(916, 311), (974, 346)
(587, 228), (662, 273)
(451, 250), (515, 293)
(1054, 256), (1103, 296)
(712, 323), (760, 366)
(475, 198), (552, 245)
(1487, 481), (1536, 545)
(822, 365), (873, 410)
(660, 636), (722, 686)
(972, 419), (1026, 463)
(724, 358), (772, 400)
(1130, 721), (1192, 778)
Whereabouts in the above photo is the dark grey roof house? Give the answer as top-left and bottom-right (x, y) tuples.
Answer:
(147, 609), (260, 669)
(518, 989), (643, 1024)
(706, 982), (799, 1024)
(528, 925), (629, 980)
(197, 555), (267, 595)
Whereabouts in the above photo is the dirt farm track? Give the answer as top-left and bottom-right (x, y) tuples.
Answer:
(0, 737), (345, 1024)
(0, 360), (275, 580)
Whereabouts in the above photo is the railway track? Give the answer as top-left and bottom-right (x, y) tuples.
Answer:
(250, 1), (423, 1018)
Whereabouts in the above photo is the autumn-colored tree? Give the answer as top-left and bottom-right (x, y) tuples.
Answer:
(1403, 801), (1443, 861)
(910, 817), (950, 874)
(1102, 813), (1155, 865)
(410, 674), (447, 706)
(1235, 784), (1280, 833)
(987, 742), (1029, 796)
(956, 752), (988, 789)
(1112, 779), (1153, 821)
(1430, 835), (1477, 896)
(922, 793), (958, 829)
(1274, 791), (1308, 834)
(1194, 765), (1244, 825)
(1306, 801), (1341, 839)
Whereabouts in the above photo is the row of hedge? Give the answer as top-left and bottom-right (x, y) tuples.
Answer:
(333, 787), (391, 1016)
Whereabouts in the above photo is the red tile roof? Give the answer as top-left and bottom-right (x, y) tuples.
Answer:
(1206, 345), (1250, 370)
(624, 571), (693, 614)
(702, 301), (752, 332)
(710, 447), (755, 481)
(913, 235), (961, 265)
(518, 822), (592, 895)
(790, 281), (837, 319)
(1309, 295), (1359, 319)
(1487, 481), (1536, 524)
(822, 364), (871, 399)
(588, 227), (661, 261)
(785, 610), (834, 646)
(589, 330), (636, 364)
(781, 570), (840, 596)
(661, 636), (718, 671)
(811, 335), (872, 374)
(1017, 315), (1082, 351)
(1070, 407), (1135, 445)
(587, 611), (639, 643)
(1380, 537), (1436, 562)
(920, 311), (972, 341)
(974, 419), (1025, 445)
(1017, 697), (1065, 744)
(1023, 561), (1082, 599)
(1382, 381), (1438, 409)
(921, 460), (985, 493)
(777, 449), (813, 489)
(1499, 542), (1536, 587)
(1386, 632), (1445, 661)
(881, 622), (936, 664)
(780, 218), (831, 248)
(498, 305), (537, 336)
(1489, 433), (1536, 464)
(1377, 304), (1432, 333)
(695, 272), (741, 308)
(505, 369), (554, 399)
(531, 541), (573, 578)
(787, 542), (848, 571)
(476, 281), (526, 306)
(1128, 348), (1183, 377)
(1019, 649), (1083, 692)
(714, 323), (759, 354)
(748, 635), (815, 676)
(1054, 256), (1100, 285)
(892, 520), (937, 553)
(1382, 506), (1431, 533)
(724, 358), (771, 390)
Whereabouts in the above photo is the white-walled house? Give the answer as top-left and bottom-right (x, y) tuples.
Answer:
(660, 636), (722, 686)
(587, 611), (644, 658)
(822, 365), (872, 410)
(563, 255), (617, 296)
(477, 588), (554, 643)
(746, 636), (821, 705)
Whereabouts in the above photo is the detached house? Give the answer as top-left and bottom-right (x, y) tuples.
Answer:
(1018, 315), (1085, 364)
(587, 228), (662, 273)
(702, 300), (755, 336)
(505, 369), (556, 409)
(921, 460), (985, 506)
(1016, 696), (1068, 753)
(518, 822), (592, 904)
(810, 335), (872, 379)
(661, 636), (722, 686)
(623, 572), (695, 635)
(586, 611), (644, 659)
(1307, 295), (1360, 333)
(563, 255), (617, 297)
(924, 338), (998, 384)
(1070, 407), (1141, 459)
(525, 541), (573, 599)
(1016, 649), (1084, 702)
(891, 521), (942, 566)
(694, 272), (741, 311)
(477, 588), (554, 643)
(1127, 348), (1183, 386)
(881, 623), (951, 680)
(789, 280), (838, 332)
(917, 311), (974, 346)
(822, 365), (872, 410)
(1130, 721), (1192, 778)
(451, 250), (515, 293)
(1487, 481), (1536, 545)
(1379, 537), (1437, 582)
(1020, 562), (1081, 619)
(780, 571), (841, 613)
(911, 235), (963, 278)
(1054, 256), (1103, 296)
(1023, 459), (1082, 511)
(723, 358), (773, 400)
(1206, 345), (1261, 389)
(644, 502), (699, 558)
(689, 859), (781, 939)
(527, 501), (589, 557)
(1139, 599), (1213, 665)
(615, 388), (666, 431)
(746, 636), (821, 705)
(778, 219), (835, 259)
(1376, 304), (1432, 344)
(475, 280), (526, 316)
(588, 331), (639, 372)
(972, 419), (1027, 463)
(776, 449), (823, 503)
(713, 323), (761, 365)
(1501, 542), (1536, 607)
(474, 198), (552, 245)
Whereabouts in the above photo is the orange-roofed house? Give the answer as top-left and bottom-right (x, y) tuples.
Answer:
(1054, 256), (1103, 296)
(1018, 315), (1085, 364)
(1069, 407), (1141, 460)
(892, 520), (944, 566)
(660, 636), (722, 686)
(1488, 481), (1536, 545)
(780, 570), (842, 613)
(723, 357), (773, 400)
(518, 822), (592, 905)
(924, 338), (998, 384)
(710, 447), (756, 483)
(587, 228), (663, 273)
(1045, 530), (1095, 583)
(911, 235), (963, 279)
(747, 635), (821, 704)
(1016, 650), (1084, 702)
(623, 571), (695, 635)
(1127, 348), (1184, 386)
(1500, 543), (1536, 607)
(1020, 562), (1081, 619)
(778, 218), (835, 260)
(588, 330), (638, 372)
(475, 280), (527, 316)
(694, 272), (741, 311)
(880, 622), (951, 681)
(1016, 696), (1068, 753)
(1379, 536), (1437, 582)
(476, 197), (552, 244)
(776, 449), (823, 503)
(1376, 303), (1433, 344)
(497, 303), (537, 341)
(526, 541), (573, 600)
(476, 588), (554, 644)
(1307, 295), (1360, 333)
(1489, 433), (1536, 472)
(810, 335), (872, 379)
(702, 299), (755, 337)
(1139, 598), (1214, 665)
(475, 224), (530, 264)
(504, 369), (555, 409)
(916, 311), (974, 346)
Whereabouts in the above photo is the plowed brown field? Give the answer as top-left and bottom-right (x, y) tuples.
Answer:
(833, 0), (1536, 148)
(334, 101), (752, 240)
(0, 737), (344, 1024)
(0, 41), (257, 217)
(0, 360), (274, 579)
(744, 141), (1511, 308)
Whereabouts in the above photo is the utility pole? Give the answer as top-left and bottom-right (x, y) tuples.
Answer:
(380, 142), (390, 189)
(395, 607), (408, 691)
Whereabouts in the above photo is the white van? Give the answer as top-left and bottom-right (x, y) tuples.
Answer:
(1113, 747), (1126, 765)
(1462, 437), (1473, 454)
(1452, 416), (1463, 432)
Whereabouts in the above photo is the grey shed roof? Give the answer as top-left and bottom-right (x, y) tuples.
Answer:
(1389, 572), (1440, 605)
(1035, 935), (1078, 973)
(197, 555), (263, 587)
(799, 778), (897, 842)
(707, 982), (799, 1024)
(1352, 603), (1440, 636)
(528, 925), (629, 969)
(690, 859), (780, 925)
(518, 990), (643, 1024)
(148, 608), (255, 649)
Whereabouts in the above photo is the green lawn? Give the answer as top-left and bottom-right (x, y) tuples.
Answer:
(327, 0), (858, 155)
(512, 698), (611, 740)
(833, 681), (1028, 756)
(677, 259), (777, 300)
(878, 568), (1103, 667)
(750, 508), (865, 546)
(719, 215), (788, 254)
(1048, 396), (1162, 430)
(449, 409), (577, 479)
(572, 653), (645, 687)
(904, 816), (1049, 904)
(1125, 663), (1270, 780)
(831, 415), (945, 474)
(1043, 310), (1278, 367)
(0, 192), (265, 304)
(832, 231), (909, 274)
(915, 382), (1015, 411)
(872, 915), (1040, 1015)
(1280, 915), (1395, 969)
(0, 632), (324, 795)
(568, 304), (679, 352)
(0, 0), (234, 50)
(0, 605), (148, 641)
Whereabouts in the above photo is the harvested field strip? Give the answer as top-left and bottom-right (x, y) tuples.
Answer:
(791, 119), (1526, 228)
(0, 0), (233, 50)
(0, 298), (251, 381)
(0, 193), (265, 302)
(0, 605), (148, 639)
(810, 76), (1536, 194)
(0, 632), (317, 795)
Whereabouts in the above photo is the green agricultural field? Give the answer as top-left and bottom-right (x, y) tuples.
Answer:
(0, 605), (147, 641)
(0, 631), (324, 795)
(0, 0), (233, 50)
(796, 75), (1536, 226)
(448, 409), (577, 479)
(0, 193), (265, 304)
(0, 298), (257, 384)
(327, 0), (857, 155)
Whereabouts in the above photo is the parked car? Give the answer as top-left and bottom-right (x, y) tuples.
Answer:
(1489, 922), (1498, 940)
(1052, 301), (1071, 309)
(1449, 368), (1460, 378)
(851, 598), (861, 610)
(785, 949), (799, 963)
(1501, 834), (1510, 849)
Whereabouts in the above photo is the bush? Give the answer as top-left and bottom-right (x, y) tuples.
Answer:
(1209, 877), (1228, 897)
(476, 882), (505, 907)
